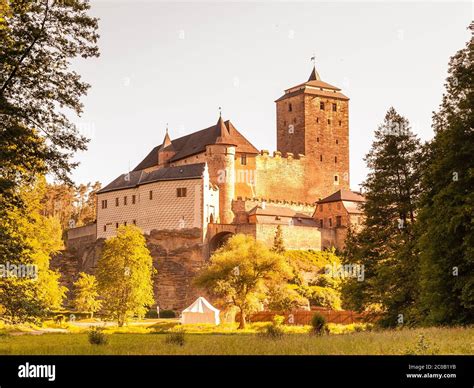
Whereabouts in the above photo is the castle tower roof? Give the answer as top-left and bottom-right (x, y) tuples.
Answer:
(215, 116), (235, 145)
(162, 127), (172, 149)
(308, 66), (321, 81)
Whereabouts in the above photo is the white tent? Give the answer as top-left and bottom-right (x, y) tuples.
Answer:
(181, 297), (220, 325)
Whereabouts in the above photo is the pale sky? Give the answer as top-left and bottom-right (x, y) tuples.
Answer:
(68, 1), (472, 191)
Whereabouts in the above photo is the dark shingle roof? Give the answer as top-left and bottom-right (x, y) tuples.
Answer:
(316, 189), (365, 204)
(133, 118), (259, 171)
(97, 163), (205, 194)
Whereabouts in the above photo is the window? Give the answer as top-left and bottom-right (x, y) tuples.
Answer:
(115, 222), (119, 228)
(320, 102), (325, 110)
(336, 216), (342, 227)
(241, 154), (247, 165)
(332, 103), (337, 112)
(115, 197), (119, 207)
(133, 219), (137, 225)
(335, 156), (338, 163)
(317, 137), (319, 143)
(288, 103), (292, 112)
(132, 195), (136, 204)
(177, 188), (187, 197)
(101, 200), (107, 209)
(336, 139), (339, 144)
(328, 119), (331, 124)
(320, 219), (323, 228)
(103, 225), (106, 232)
(334, 175), (339, 185)
(339, 120), (342, 126)
(316, 117), (319, 123)
(124, 196), (127, 205)
(320, 155), (323, 162)
(149, 190), (153, 200)
(329, 218), (333, 227)
(124, 221), (127, 226)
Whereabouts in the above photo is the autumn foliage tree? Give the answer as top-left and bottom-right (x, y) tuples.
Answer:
(96, 226), (155, 327)
(195, 234), (292, 329)
(73, 272), (101, 318)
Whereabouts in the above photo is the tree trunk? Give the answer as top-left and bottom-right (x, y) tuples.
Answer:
(238, 309), (246, 329)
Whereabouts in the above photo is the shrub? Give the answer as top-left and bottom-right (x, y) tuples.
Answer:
(165, 330), (185, 346)
(159, 310), (176, 319)
(145, 309), (158, 319)
(88, 327), (108, 345)
(310, 313), (328, 335)
(259, 315), (285, 340)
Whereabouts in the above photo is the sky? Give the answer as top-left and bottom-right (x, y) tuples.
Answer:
(68, 1), (472, 191)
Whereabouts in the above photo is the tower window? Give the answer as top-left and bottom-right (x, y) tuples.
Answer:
(334, 175), (339, 184)
(328, 119), (331, 124)
(124, 221), (127, 226)
(124, 196), (127, 205)
(115, 222), (119, 229)
(329, 218), (332, 227)
(336, 139), (339, 144)
(103, 225), (106, 232)
(339, 120), (342, 126)
(177, 188), (187, 197)
(288, 103), (292, 112)
(316, 117), (319, 123)
(132, 195), (136, 204)
(241, 154), (247, 165)
(332, 103), (337, 112)
(115, 197), (119, 207)
(149, 190), (153, 200)
(320, 102), (325, 110)
(335, 156), (338, 163)
(320, 155), (323, 162)
(317, 137), (319, 143)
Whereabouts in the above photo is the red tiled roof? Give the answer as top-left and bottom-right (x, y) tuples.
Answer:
(316, 189), (365, 204)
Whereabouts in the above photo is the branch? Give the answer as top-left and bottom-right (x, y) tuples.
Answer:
(0, 0), (52, 94)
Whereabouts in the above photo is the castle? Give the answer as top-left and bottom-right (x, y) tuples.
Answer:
(65, 66), (365, 310)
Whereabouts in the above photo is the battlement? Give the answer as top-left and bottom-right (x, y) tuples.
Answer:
(258, 149), (306, 161)
(233, 197), (315, 216)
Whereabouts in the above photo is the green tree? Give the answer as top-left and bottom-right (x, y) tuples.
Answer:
(96, 226), (155, 327)
(0, 177), (66, 323)
(341, 108), (423, 326)
(271, 225), (286, 254)
(195, 234), (292, 329)
(416, 30), (474, 325)
(73, 272), (101, 318)
(0, 0), (99, 264)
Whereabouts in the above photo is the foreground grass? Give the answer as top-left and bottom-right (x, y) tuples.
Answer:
(0, 326), (472, 355)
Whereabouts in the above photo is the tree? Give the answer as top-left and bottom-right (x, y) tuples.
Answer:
(195, 234), (292, 329)
(0, 177), (67, 323)
(96, 226), (155, 327)
(271, 225), (286, 254)
(341, 108), (423, 326)
(0, 0), (99, 263)
(416, 29), (474, 325)
(73, 272), (101, 318)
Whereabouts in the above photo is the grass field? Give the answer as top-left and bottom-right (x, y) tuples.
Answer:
(0, 326), (472, 355)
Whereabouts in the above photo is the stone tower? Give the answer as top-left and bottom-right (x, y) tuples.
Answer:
(206, 116), (236, 224)
(275, 66), (350, 199)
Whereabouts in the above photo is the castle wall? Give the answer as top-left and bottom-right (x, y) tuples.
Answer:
(254, 224), (321, 251)
(254, 151), (308, 203)
(96, 177), (205, 239)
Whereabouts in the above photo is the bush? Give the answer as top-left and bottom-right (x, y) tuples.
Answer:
(88, 327), (108, 345)
(310, 313), (328, 335)
(159, 310), (176, 319)
(165, 330), (185, 346)
(145, 309), (158, 319)
(259, 315), (285, 340)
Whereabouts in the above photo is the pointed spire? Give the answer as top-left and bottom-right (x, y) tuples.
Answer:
(215, 114), (235, 145)
(162, 124), (172, 148)
(308, 65), (321, 81)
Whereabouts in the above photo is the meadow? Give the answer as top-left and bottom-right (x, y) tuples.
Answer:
(0, 322), (472, 355)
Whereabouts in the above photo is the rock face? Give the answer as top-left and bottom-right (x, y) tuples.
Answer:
(53, 228), (207, 312)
